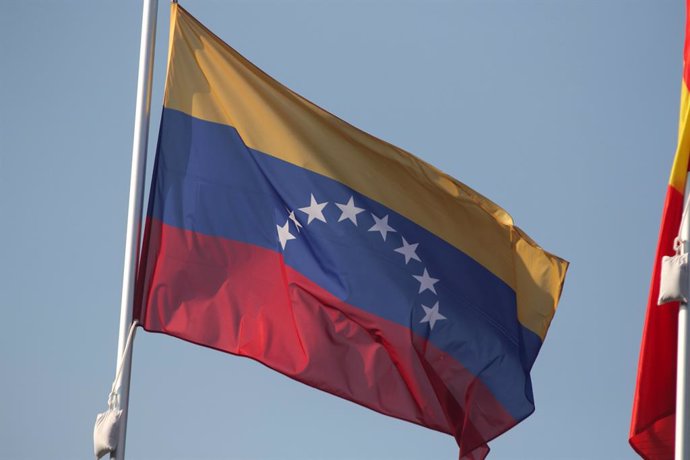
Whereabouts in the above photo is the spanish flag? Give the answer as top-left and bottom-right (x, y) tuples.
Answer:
(630, 2), (690, 458)
(135, 4), (568, 458)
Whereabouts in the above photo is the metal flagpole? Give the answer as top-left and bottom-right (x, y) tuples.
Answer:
(678, 192), (690, 460)
(678, 301), (690, 460)
(111, 0), (158, 458)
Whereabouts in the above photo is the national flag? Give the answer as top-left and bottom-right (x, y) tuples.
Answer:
(630, 2), (690, 458)
(134, 4), (568, 459)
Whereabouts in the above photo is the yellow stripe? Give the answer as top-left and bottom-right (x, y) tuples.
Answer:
(671, 83), (690, 193)
(163, 4), (568, 340)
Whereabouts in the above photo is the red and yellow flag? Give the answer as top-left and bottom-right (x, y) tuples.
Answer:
(630, 2), (690, 457)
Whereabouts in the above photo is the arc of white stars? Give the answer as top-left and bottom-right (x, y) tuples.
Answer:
(368, 213), (396, 241)
(276, 220), (296, 250)
(394, 237), (421, 264)
(287, 209), (303, 232)
(335, 196), (365, 225)
(299, 194), (328, 224)
(420, 302), (446, 330)
(413, 268), (439, 294)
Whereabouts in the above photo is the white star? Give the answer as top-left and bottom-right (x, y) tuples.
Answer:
(276, 220), (296, 250)
(413, 268), (439, 294)
(299, 194), (328, 224)
(394, 237), (421, 264)
(287, 209), (303, 232)
(368, 213), (396, 241)
(420, 302), (446, 330)
(335, 196), (365, 225)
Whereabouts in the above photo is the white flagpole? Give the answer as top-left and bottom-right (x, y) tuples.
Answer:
(111, 0), (158, 458)
(678, 302), (690, 460)
(677, 192), (690, 460)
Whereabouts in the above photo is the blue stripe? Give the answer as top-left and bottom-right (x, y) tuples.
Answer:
(148, 107), (542, 419)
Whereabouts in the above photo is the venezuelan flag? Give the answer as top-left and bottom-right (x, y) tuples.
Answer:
(135, 4), (568, 459)
(630, 2), (690, 458)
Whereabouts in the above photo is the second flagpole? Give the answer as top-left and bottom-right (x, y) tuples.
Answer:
(678, 190), (690, 460)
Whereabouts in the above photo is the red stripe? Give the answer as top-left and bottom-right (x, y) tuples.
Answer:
(135, 218), (516, 459)
(630, 186), (684, 459)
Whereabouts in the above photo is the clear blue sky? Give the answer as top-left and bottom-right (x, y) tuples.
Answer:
(0, 1), (682, 458)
